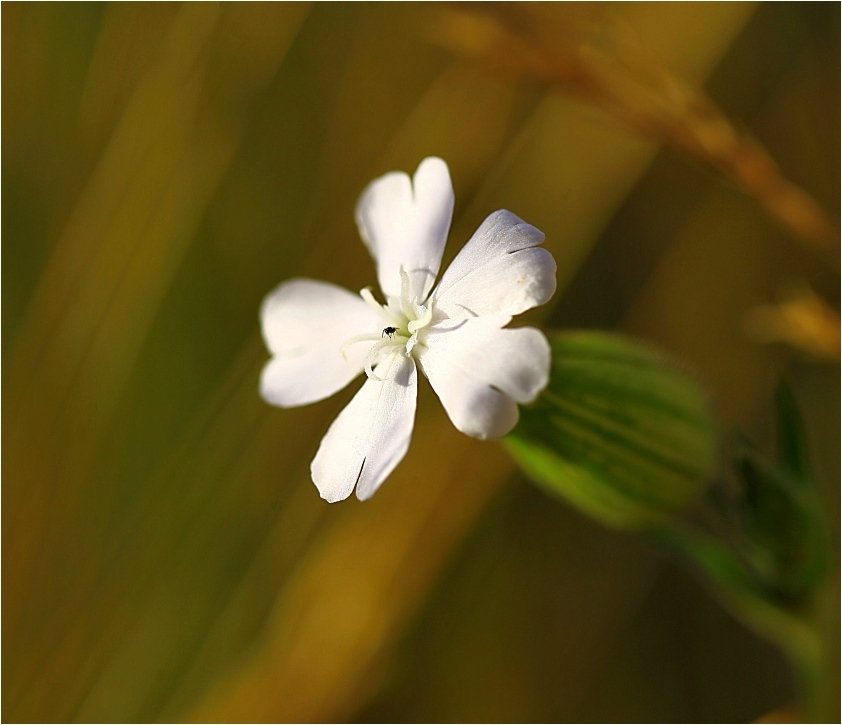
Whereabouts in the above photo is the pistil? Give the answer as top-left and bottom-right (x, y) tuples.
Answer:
(343, 269), (438, 381)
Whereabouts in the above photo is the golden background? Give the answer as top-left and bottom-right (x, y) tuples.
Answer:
(3, 3), (839, 722)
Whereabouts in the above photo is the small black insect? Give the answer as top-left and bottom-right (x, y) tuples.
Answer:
(382, 326), (398, 339)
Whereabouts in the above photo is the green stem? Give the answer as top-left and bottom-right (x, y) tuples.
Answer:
(650, 520), (832, 722)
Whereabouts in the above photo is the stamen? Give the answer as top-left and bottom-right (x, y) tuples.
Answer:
(360, 287), (403, 326)
(339, 333), (381, 361)
(360, 286), (384, 313)
(398, 266), (414, 318)
(408, 303), (433, 333)
(363, 339), (397, 381)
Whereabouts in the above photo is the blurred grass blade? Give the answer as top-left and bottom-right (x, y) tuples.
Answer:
(736, 453), (828, 600)
(505, 331), (716, 529)
(775, 382), (814, 485)
(428, 3), (837, 250)
(651, 520), (829, 723)
(3, 4), (310, 720)
(733, 384), (828, 600)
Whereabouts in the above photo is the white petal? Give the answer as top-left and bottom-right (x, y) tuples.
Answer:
(432, 210), (556, 319)
(417, 315), (550, 440)
(355, 157), (454, 302)
(310, 352), (418, 502)
(259, 279), (383, 408)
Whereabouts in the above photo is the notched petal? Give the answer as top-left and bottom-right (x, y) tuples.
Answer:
(355, 157), (454, 301)
(418, 317), (550, 440)
(433, 210), (556, 319)
(259, 278), (382, 408)
(310, 353), (418, 502)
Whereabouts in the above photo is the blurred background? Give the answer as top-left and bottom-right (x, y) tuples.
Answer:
(3, 2), (838, 722)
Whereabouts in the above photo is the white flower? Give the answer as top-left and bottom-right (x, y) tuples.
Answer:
(260, 157), (556, 502)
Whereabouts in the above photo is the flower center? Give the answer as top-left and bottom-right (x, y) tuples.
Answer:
(341, 267), (435, 381)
